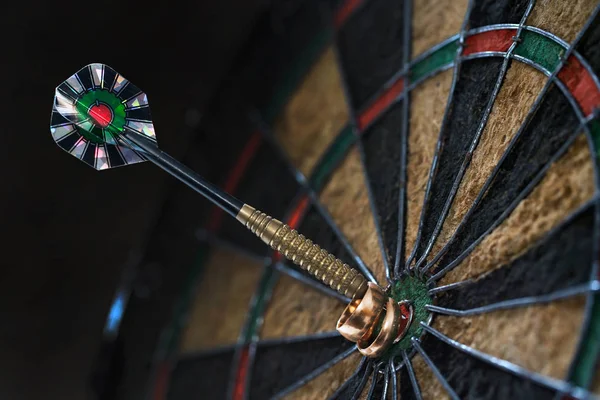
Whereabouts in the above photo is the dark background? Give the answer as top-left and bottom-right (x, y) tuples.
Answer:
(0, 1), (269, 398)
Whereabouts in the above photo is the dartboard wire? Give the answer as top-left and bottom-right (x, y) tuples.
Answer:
(402, 349), (423, 400)
(421, 68), (588, 276)
(427, 128), (590, 285)
(566, 123), (600, 389)
(414, 0), (536, 274)
(350, 360), (374, 400)
(366, 362), (390, 400)
(271, 345), (358, 400)
(392, 0), (412, 280)
(410, 337), (460, 400)
(226, 258), (279, 400)
(365, 367), (380, 400)
(231, 331), (357, 400)
(404, 0), (476, 271)
(259, 330), (343, 346)
(389, 359), (398, 400)
(175, 341), (237, 362)
(420, 323), (593, 399)
(331, 36), (393, 283)
(226, 188), (335, 399)
(427, 281), (599, 317)
(241, 341), (258, 400)
(326, 357), (370, 400)
(554, 78), (600, 393)
(166, 21), (600, 400)
(246, 107), (377, 283)
(166, 25), (596, 400)
(422, 4), (600, 276)
(195, 223), (350, 302)
(250, 110), (375, 283)
(427, 50), (600, 283)
(428, 279), (474, 296)
(353, 26), (467, 133)
(427, 194), (598, 295)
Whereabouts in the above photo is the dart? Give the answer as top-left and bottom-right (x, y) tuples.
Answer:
(50, 63), (414, 358)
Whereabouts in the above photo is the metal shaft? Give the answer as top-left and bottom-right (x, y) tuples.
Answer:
(121, 131), (368, 299)
(121, 131), (243, 218)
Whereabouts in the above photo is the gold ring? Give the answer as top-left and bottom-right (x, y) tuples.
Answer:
(357, 297), (401, 358)
(336, 282), (386, 342)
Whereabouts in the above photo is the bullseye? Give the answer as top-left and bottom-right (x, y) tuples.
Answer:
(89, 103), (113, 128)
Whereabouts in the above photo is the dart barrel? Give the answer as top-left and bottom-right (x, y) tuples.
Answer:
(237, 205), (368, 300)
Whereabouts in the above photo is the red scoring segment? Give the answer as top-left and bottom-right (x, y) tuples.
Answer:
(89, 103), (113, 128)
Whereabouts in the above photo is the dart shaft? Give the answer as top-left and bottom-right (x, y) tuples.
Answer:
(121, 131), (243, 218)
(121, 131), (368, 299)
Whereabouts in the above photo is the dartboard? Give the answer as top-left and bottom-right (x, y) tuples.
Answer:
(137, 0), (600, 399)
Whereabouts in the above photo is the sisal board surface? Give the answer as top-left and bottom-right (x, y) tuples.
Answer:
(261, 274), (345, 339)
(179, 249), (263, 353)
(430, 62), (547, 259)
(274, 46), (349, 177)
(436, 296), (586, 380)
(412, 0), (469, 58)
(284, 352), (362, 400)
(405, 69), (455, 261)
(413, 354), (448, 400)
(527, 0), (599, 43)
(440, 134), (595, 285)
(320, 146), (386, 283)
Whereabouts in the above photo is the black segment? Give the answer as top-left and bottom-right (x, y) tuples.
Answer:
(249, 335), (353, 399)
(103, 65), (117, 92)
(126, 106), (152, 122)
(437, 204), (594, 310)
(106, 144), (125, 168)
(469, 0), (530, 28)
(187, 92), (256, 185)
(576, 10), (600, 86)
(233, 0), (338, 122)
(180, 92), (286, 255)
(361, 101), (404, 269)
(436, 85), (581, 273)
(77, 66), (94, 91)
(56, 133), (80, 152)
(181, 91), (300, 256)
(82, 142), (97, 167)
(116, 206), (210, 400)
(167, 349), (234, 400)
(329, 361), (371, 400)
(420, 334), (556, 399)
(414, 58), (504, 262)
(218, 141), (300, 254)
(336, 0), (406, 110)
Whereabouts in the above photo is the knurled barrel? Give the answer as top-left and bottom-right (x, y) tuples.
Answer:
(237, 205), (368, 299)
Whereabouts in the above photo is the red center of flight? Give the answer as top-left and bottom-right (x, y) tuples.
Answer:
(89, 103), (113, 128)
